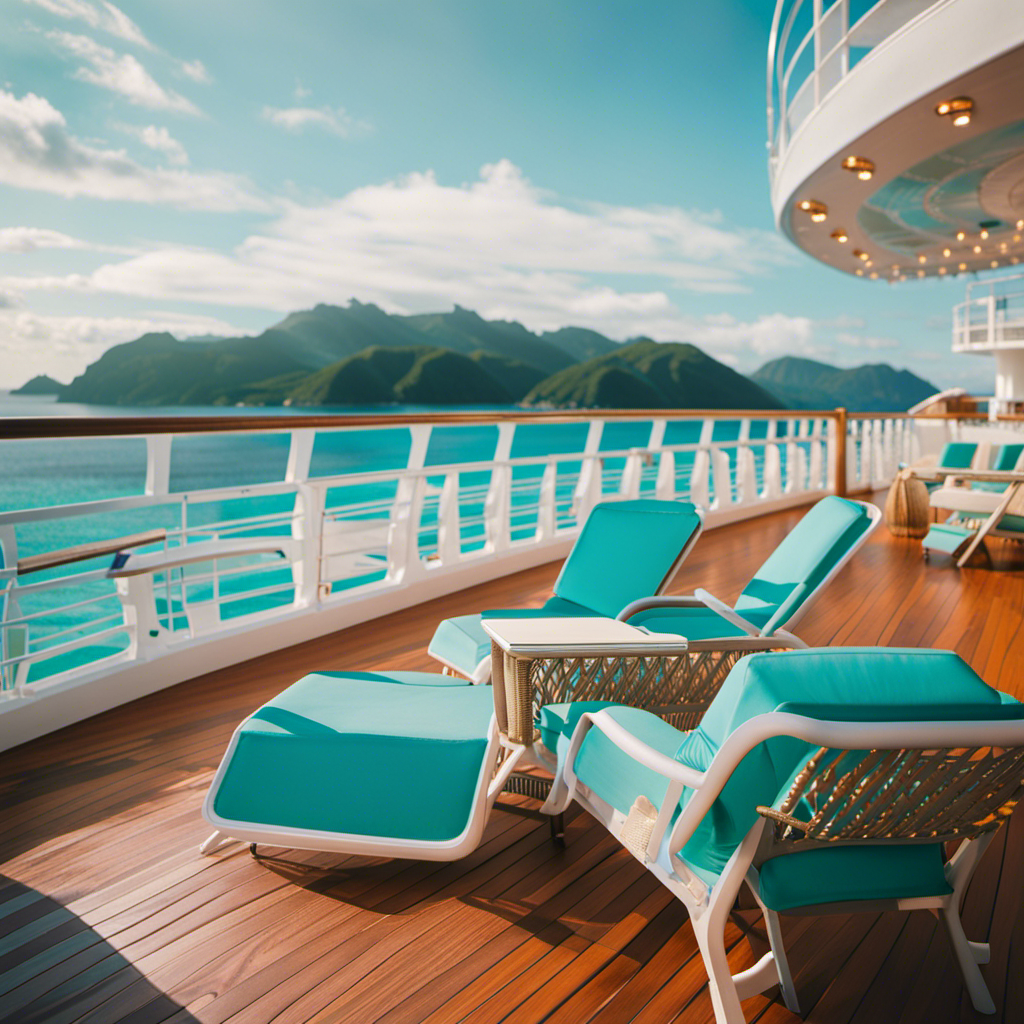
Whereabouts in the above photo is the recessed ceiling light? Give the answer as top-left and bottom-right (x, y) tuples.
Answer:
(991, 260), (999, 268)
(917, 270), (925, 278)
(798, 199), (827, 222)
(869, 272), (878, 279)
(943, 248), (952, 257)
(831, 229), (849, 243)
(973, 245), (982, 254)
(855, 269), (864, 276)
(918, 255), (927, 263)
(939, 267), (947, 275)
(853, 249), (870, 261)
(841, 156), (875, 180)
(956, 231), (966, 241)
(959, 262), (967, 270)
(936, 96), (973, 126)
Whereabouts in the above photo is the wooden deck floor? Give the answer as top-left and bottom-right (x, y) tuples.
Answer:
(2, 497), (1024, 1024)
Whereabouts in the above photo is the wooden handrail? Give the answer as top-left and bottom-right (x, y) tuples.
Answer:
(0, 409), (845, 439)
(17, 529), (167, 575)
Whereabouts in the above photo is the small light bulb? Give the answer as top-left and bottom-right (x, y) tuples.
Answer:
(980, 229), (989, 240)
(956, 231), (966, 241)
(855, 268), (863, 276)
(869, 272), (878, 279)
(991, 260), (999, 268)
(943, 248), (952, 257)
(1017, 220), (1024, 229)
(917, 269), (925, 278)
(939, 267), (947, 275)
(973, 245), (982, 254)
(959, 262), (967, 271)
(918, 255), (927, 263)
(953, 112), (971, 126)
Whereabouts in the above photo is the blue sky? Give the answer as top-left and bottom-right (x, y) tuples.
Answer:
(0, 0), (992, 391)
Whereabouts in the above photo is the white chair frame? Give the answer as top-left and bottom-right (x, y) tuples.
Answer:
(560, 708), (1024, 1024)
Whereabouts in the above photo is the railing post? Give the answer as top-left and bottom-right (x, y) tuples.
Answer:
(386, 424), (432, 583)
(833, 407), (847, 496)
(436, 471), (461, 565)
(573, 420), (605, 523)
(145, 435), (172, 496)
(536, 462), (557, 540)
(484, 422), (515, 553)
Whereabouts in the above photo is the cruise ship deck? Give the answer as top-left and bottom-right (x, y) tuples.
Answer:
(3, 495), (1023, 1024)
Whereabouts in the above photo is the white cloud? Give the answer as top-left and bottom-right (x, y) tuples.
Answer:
(117, 123), (188, 165)
(0, 309), (244, 388)
(22, 0), (151, 48)
(0, 226), (136, 253)
(0, 90), (267, 210)
(47, 31), (200, 115)
(262, 105), (369, 137)
(0, 160), (795, 363)
(178, 59), (211, 85)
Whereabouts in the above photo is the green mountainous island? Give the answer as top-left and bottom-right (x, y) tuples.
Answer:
(43, 300), (937, 412)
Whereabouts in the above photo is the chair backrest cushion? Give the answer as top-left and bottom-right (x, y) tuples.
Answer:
(938, 442), (978, 469)
(553, 499), (701, 618)
(993, 444), (1024, 472)
(673, 648), (1011, 883)
(733, 497), (871, 629)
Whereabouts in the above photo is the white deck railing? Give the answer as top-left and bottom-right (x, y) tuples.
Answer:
(0, 407), (965, 749)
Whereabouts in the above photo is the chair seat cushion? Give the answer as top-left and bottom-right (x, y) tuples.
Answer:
(430, 599), (596, 677)
(211, 670), (495, 843)
(626, 606), (752, 641)
(757, 844), (952, 912)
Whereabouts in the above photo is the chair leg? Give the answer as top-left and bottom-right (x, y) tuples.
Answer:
(762, 908), (799, 1013)
(941, 905), (996, 1014)
(199, 829), (232, 855)
(693, 913), (747, 1024)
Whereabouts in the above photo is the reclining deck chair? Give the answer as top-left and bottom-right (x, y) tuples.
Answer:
(428, 498), (703, 682)
(557, 648), (1024, 1023)
(922, 462), (1024, 567)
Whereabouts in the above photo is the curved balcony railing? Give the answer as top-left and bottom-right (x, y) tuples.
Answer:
(768, 0), (942, 180)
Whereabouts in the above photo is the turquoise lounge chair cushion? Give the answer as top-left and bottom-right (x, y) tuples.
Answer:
(572, 649), (1014, 892)
(733, 496), (871, 628)
(972, 445), (1023, 493)
(757, 845), (952, 912)
(552, 500), (701, 618)
(939, 442), (978, 469)
(212, 670), (495, 843)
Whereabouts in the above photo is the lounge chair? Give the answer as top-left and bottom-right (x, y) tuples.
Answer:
(922, 466), (1024, 567)
(555, 647), (1024, 1023)
(919, 441), (978, 493)
(427, 498), (703, 682)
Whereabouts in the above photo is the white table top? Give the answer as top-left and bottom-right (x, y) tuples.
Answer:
(482, 616), (688, 657)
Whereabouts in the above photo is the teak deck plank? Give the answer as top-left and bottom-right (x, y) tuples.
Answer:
(2, 496), (1024, 1024)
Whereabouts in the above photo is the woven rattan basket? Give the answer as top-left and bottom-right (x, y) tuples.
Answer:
(884, 468), (930, 538)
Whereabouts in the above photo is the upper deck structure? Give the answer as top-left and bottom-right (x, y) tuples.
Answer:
(768, 0), (1024, 282)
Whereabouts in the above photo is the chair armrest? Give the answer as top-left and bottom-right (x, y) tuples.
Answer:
(692, 589), (761, 636)
(572, 709), (706, 789)
(617, 594), (704, 621)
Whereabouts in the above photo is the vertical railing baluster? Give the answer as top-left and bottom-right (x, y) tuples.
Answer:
(437, 471), (462, 565)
